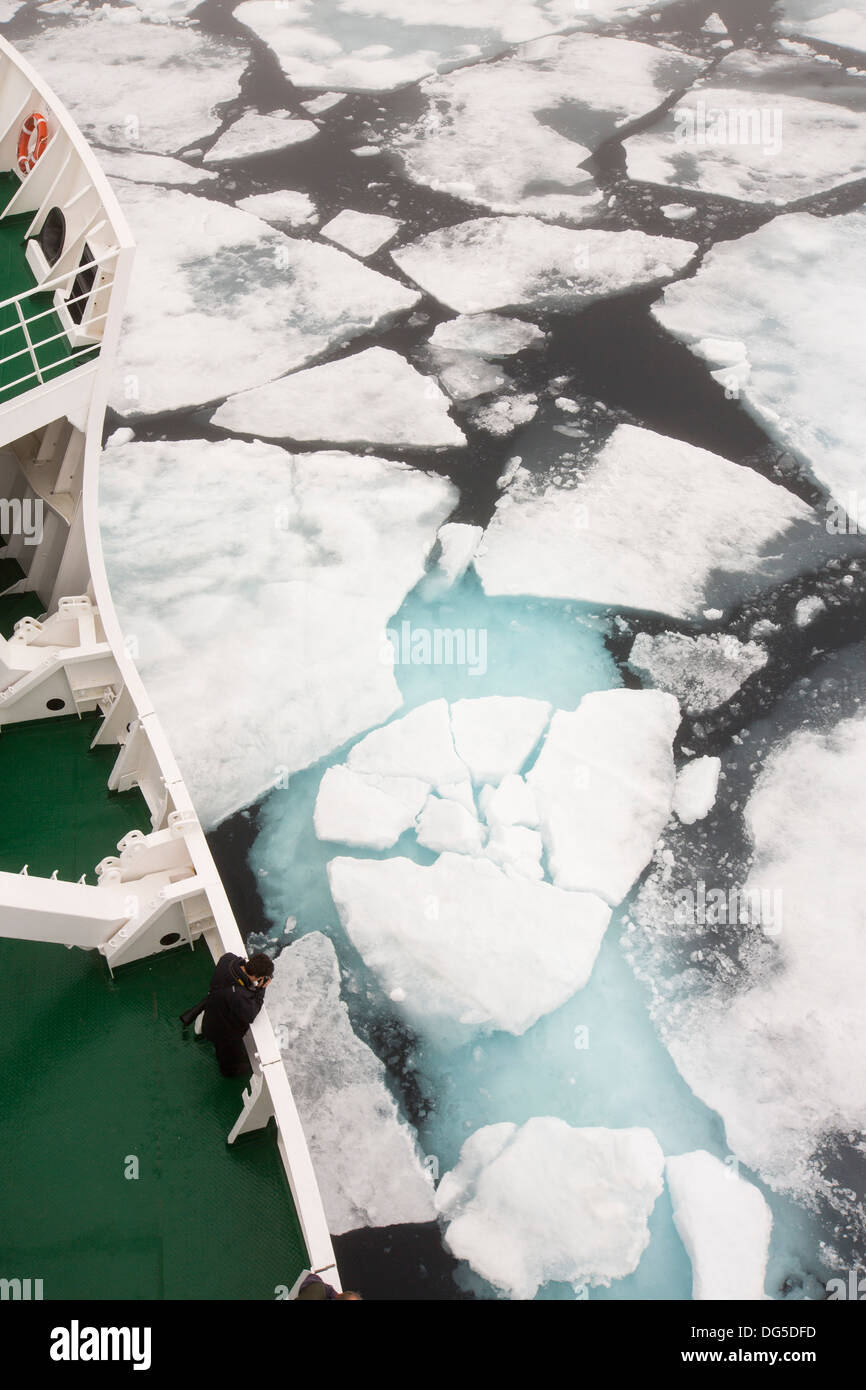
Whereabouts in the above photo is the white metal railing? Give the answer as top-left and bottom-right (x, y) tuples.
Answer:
(0, 247), (118, 400)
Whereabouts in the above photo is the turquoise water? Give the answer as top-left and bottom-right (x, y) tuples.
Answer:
(250, 573), (822, 1300)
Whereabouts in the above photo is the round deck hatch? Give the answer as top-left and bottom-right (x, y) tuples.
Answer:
(39, 207), (66, 266)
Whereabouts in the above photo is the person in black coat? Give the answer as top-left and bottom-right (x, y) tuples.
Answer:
(180, 951), (274, 1076)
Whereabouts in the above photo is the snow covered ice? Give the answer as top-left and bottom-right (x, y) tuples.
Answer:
(666, 1151), (772, 1301)
(387, 35), (704, 221)
(653, 211), (866, 510)
(94, 148), (217, 188)
(235, 190), (319, 228)
(20, 11), (248, 154)
(421, 523), (483, 596)
(115, 0), (207, 14)
(108, 184), (418, 416)
(392, 219), (697, 315)
(471, 393), (539, 436)
(629, 632), (768, 714)
(327, 852), (611, 1036)
(232, 0), (584, 93)
(99, 439), (457, 827)
(483, 824), (545, 880)
(415, 795), (485, 856)
(314, 766), (429, 850)
(475, 424), (816, 620)
(346, 699), (468, 789)
(320, 210), (402, 258)
(794, 594), (826, 626)
(450, 695), (550, 785)
(302, 92), (346, 116)
(777, 0), (866, 53)
(672, 757), (721, 825)
(203, 111), (318, 164)
(436, 1120), (665, 1299)
(625, 50), (866, 204)
(212, 347), (465, 449)
(527, 690), (680, 906)
(479, 774), (540, 830)
(428, 315), (545, 359)
(268, 932), (436, 1233)
(639, 714), (866, 1197)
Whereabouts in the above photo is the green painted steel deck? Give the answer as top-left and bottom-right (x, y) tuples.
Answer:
(0, 710), (148, 882)
(0, 171), (98, 406)
(0, 586), (42, 635)
(0, 637), (309, 1298)
(0, 557), (44, 637)
(0, 936), (309, 1299)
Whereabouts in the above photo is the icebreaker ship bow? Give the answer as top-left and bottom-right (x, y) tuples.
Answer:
(0, 33), (337, 1294)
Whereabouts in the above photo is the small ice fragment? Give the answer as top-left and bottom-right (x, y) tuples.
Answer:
(794, 595), (825, 626)
(672, 757), (721, 824)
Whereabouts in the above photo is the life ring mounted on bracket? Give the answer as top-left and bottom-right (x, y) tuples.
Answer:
(17, 112), (48, 176)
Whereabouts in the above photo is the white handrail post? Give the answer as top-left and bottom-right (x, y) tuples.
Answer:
(227, 1069), (274, 1143)
(14, 296), (42, 386)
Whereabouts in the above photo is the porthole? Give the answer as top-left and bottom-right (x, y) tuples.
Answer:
(39, 206), (65, 266)
(159, 932), (181, 947)
(46, 697), (65, 711)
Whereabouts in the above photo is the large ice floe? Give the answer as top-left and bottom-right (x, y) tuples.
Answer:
(777, 0), (866, 53)
(391, 219), (697, 315)
(666, 1151), (772, 1300)
(203, 111), (319, 164)
(318, 687), (683, 1030)
(99, 439), (457, 828)
(212, 347), (465, 448)
(638, 714), (866, 1196)
(327, 851), (611, 1036)
(117, 0), (207, 14)
(235, 190), (319, 229)
(629, 632), (768, 714)
(94, 148), (217, 188)
(653, 211), (866, 510)
(108, 183), (418, 416)
(527, 690), (680, 906)
(346, 698), (469, 788)
(624, 49), (866, 203)
(320, 210), (402, 258)
(435, 1120), (665, 1299)
(20, 10), (249, 153)
(386, 34), (705, 221)
(314, 766), (429, 850)
(230, 0), (675, 94)
(449, 695), (551, 784)
(268, 932), (436, 1233)
(475, 424), (817, 620)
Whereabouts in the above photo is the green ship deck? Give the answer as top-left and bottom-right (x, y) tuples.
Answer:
(0, 594), (309, 1300)
(0, 170), (98, 407)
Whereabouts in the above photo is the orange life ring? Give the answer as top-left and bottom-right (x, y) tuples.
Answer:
(17, 112), (48, 176)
